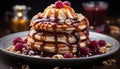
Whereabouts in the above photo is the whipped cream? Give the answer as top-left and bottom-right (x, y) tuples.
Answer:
(43, 4), (75, 19)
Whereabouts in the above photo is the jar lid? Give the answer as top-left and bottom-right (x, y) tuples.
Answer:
(13, 5), (31, 11)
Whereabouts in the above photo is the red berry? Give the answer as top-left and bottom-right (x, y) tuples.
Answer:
(90, 40), (99, 49)
(91, 49), (99, 55)
(95, 28), (103, 33)
(64, 52), (73, 58)
(13, 37), (23, 45)
(15, 43), (25, 51)
(98, 40), (106, 46)
(63, 1), (71, 6)
(80, 47), (90, 55)
(55, 0), (63, 8)
(89, 40), (100, 55)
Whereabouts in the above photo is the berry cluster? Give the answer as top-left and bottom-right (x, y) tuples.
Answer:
(12, 36), (107, 58)
(63, 40), (106, 58)
(55, 0), (71, 8)
(13, 37), (27, 51)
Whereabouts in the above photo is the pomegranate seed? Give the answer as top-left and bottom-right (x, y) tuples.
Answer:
(13, 37), (23, 45)
(98, 40), (106, 46)
(15, 43), (25, 51)
(64, 52), (73, 58)
(55, 0), (63, 8)
(63, 1), (71, 6)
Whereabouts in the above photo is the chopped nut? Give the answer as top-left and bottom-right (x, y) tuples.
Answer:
(109, 25), (120, 34)
(73, 54), (77, 58)
(107, 59), (116, 63)
(106, 43), (113, 48)
(59, 19), (65, 23)
(99, 43), (113, 54)
(22, 64), (30, 69)
(102, 61), (109, 65)
(53, 67), (59, 69)
(52, 54), (64, 58)
(102, 58), (116, 65)
(16, 51), (21, 54)
(6, 46), (15, 52)
(65, 19), (72, 25)
(88, 53), (92, 56)
(75, 13), (85, 22)
(90, 26), (94, 30)
(99, 46), (107, 54)
(11, 46), (15, 50)
(22, 48), (26, 51)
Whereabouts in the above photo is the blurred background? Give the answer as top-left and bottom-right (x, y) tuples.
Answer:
(0, 0), (120, 18)
(0, 0), (120, 37)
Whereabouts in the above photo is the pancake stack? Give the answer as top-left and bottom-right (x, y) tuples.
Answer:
(27, 3), (90, 56)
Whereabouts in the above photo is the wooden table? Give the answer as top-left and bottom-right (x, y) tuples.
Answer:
(0, 18), (120, 69)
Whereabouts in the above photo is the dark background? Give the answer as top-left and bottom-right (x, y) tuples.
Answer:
(0, 0), (120, 19)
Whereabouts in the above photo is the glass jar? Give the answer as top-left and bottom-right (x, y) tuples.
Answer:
(5, 5), (31, 32)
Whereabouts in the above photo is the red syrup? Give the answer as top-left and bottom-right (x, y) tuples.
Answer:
(83, 1), (108, 27)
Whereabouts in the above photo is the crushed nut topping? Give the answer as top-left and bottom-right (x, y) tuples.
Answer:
(52, 54), (64, 58)
(109, 25), (120, 34)
(102, 58), (116, 65)
(6, 45), (15, 52)
(22, 64), (30, 69)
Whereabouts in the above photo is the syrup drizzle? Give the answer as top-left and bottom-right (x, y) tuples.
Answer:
(43, 5), (75, 19)
(29, 17), (89, 57)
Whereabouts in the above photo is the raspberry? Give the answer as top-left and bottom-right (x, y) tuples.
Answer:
(55, 0), (63, 8)
(90, 40), (99, 49)
(15, 43), (25, 51)
(98, 40), (106, 46)
(63, 1), (71, 6)
(80, 47), (90, 55)
(13, 37), (23, 45)
(64, 52), (73, 58)
(89, 40), (100, 55)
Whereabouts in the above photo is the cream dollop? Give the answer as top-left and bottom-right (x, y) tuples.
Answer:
(42, 4), (75, 19)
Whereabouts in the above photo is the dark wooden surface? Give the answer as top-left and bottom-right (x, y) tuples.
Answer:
(0, 18), (120, 69)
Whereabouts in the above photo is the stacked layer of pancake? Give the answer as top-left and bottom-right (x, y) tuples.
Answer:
(27, 4), (90, 55)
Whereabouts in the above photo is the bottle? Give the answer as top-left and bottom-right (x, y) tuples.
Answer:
(5, 5), (31, 32)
